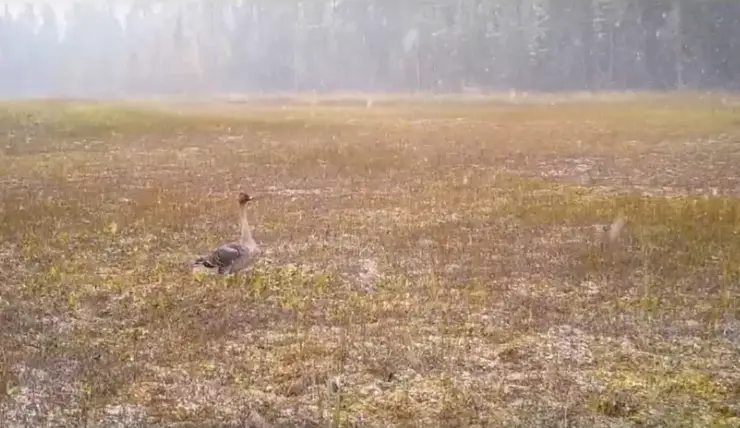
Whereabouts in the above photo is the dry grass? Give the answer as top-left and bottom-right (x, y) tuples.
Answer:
(1, 93), (740, 427)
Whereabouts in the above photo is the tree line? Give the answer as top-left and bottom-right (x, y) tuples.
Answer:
(0, 0), (739, 97)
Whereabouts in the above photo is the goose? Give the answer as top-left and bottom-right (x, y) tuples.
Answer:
(193, 192), (261, 274)
(598, 216), (626, 250)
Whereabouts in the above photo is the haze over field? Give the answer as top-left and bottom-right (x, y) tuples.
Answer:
(0, 0), (739, 97)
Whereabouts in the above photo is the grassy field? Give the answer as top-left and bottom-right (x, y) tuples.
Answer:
(1, 93), (739, 427)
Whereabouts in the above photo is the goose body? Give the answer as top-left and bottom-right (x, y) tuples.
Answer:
(193, 192), (261, 275)
(195, 241), (259, 274)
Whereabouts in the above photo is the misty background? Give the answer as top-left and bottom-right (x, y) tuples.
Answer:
(0, 0), (739, 97)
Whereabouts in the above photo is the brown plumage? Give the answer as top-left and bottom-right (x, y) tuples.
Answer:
(193, 192), (261, 275)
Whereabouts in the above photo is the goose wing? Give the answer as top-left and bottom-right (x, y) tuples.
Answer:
(197, 243), (246, 272)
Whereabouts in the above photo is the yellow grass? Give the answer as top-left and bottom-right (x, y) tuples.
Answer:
(1, 93), (739, 427)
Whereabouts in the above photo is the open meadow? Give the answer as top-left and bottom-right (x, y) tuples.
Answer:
(1, 93), (740, 427)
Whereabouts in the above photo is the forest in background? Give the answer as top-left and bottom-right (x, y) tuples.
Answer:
(0, 0), (739, 97)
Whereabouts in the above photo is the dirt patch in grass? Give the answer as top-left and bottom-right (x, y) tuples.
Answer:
(1, 94), (739, 427)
